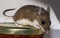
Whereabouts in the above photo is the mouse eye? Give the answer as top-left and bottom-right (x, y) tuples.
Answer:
(41, 20), (46, 25)
(41, 20), (51, 25)
(49, 21), (51, 25)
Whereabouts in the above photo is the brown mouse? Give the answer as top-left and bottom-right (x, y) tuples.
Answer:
(3, 5), (51, 32)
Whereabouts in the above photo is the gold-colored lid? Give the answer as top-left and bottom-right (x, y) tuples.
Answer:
(0, 22), (44, 35)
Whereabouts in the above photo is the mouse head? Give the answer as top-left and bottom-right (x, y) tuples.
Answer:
(35, 7), (51, 33)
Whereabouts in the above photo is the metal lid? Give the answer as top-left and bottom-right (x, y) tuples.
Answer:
(0, 22), (45, 35)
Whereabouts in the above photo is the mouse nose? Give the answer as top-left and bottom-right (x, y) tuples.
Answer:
(43, 27), (50, 33)
(43, 27), (50, 31)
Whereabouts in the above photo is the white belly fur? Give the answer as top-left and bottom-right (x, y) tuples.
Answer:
(15, 19), (45, 32)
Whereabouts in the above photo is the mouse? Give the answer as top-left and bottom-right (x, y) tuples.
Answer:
(3, 5), (51, 32)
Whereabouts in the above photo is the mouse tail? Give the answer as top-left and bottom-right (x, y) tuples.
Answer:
(3, 8), (15, 17)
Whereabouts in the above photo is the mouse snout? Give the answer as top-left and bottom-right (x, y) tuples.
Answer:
(44, 27), (50, 33)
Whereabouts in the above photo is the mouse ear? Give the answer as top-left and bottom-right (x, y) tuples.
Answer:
(47, 7), (50, 13)
(35, 7), (45, 15)
(35, 7), (49, 15)
(46, 7), (50, 16)
(35, 7), (41, 15)
(40, 7), (46, 13)
(40, 7), (45, 11)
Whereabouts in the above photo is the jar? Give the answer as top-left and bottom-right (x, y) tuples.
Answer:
(0, 23), (44, 38)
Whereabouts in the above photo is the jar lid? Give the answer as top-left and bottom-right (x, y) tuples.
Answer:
(0, 22), (45, 35)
